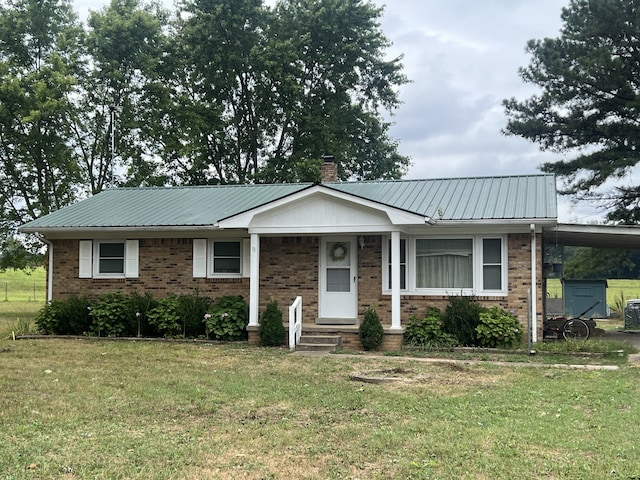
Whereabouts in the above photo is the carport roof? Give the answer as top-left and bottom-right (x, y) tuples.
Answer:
(544, 224), (640, 249)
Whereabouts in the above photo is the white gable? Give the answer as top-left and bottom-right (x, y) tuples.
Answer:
(217, 186), (428, 234)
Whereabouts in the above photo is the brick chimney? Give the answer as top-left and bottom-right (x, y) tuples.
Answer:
(320, 155), (338, 182)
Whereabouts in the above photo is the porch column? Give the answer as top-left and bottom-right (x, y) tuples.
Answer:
(390, 230), (402, 330)
(249, 233), (260, 326)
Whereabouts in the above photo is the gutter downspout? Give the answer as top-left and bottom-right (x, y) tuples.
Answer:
(35, 233), (53, 303)
(530, 224), (537, 343)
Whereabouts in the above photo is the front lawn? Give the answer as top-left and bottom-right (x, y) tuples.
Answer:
(1, 339), (639, 479)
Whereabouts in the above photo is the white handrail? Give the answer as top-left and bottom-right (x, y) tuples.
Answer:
(289, 296), (303, 350)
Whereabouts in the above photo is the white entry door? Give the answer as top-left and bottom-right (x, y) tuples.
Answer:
(319, 237), (357, 322)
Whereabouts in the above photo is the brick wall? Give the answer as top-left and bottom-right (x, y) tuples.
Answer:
(51, 238), (250, 300)
(355, 234), (543, 338)
(51, 232), (543, 338)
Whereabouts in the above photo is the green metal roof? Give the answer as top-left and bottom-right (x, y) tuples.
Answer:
(20, 183), (311, 230)
(328, 174), (557, 220)
(20, 174), (557, 232)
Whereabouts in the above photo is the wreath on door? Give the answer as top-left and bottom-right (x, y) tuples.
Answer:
(330, 242), (348, 262)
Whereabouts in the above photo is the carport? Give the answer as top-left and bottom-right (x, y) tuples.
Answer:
(542, 223), (640, 340)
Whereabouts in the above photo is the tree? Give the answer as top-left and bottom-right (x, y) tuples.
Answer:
(79, 0), (168, 192)
(152, 0), (409, 184)
(0, 0), (84, 261)
(503, 0), (640, 223)
(563, 246), (635, 279)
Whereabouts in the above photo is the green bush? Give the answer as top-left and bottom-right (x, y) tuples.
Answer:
(147, 294), (183, 338)
(476, 306), (523, 348)
(35, 295), (92, 335)
(443, 295), (485, 346)
(359, 305), (384, 351)
(404, 307), (457, 348)
(89, 291), (130, 337)
(179, 291), (213, 338)
(126, 291), (159, 337)
(204, 295), (248, 341)
(259, 299), (285, 346)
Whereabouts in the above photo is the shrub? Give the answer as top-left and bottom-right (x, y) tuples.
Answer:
(404, 307), (457, 348)
(259, 298), (285, 346)
(359, 306), (384, 351)
(147, 294), (182, 338)
(89, 291), (130, 337)
(443, 295), (485, 346)
(179, 291), (213, 338)
(36, 295), (92, 335)
(476, 306), (523, 348)
(126, 291), (158, 337)
(204, 295), (249, 341)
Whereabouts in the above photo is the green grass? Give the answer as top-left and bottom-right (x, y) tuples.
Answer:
(0, 339), (639, 479)
(0, 267), (46, 302)
(0, 268), (46, 334)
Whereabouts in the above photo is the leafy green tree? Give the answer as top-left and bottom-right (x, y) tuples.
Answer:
(154, 0), (409, 184)
(78, 0), (168, 192)
(503, 0), (640, 223)
(563, 246), (635, 279)
(0, 0), (84, 241)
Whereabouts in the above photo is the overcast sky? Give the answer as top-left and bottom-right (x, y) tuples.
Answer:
(371, 0), (598, 223)
(75, 0), (607, 222)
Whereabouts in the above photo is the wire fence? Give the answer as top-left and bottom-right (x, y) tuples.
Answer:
(1, 281), (46, 302)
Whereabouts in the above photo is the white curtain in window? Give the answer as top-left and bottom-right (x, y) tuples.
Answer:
(416, 239), (472, 288)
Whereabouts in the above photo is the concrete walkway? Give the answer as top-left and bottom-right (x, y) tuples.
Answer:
(293, 351), (622, 370)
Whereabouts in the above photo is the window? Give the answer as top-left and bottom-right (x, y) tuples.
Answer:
(382, 235), (506, 296)
(416, 238), (473, 289)
(482, 238), (502, 290)
(193, 238), (249, 278)
(98, 242), (125, 274)
(212, 241), (241, 275)
(387, 238), (407, 290)
(79, 240), (139, 279)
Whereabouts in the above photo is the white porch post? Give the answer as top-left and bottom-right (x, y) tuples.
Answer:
(391, 230), (401, 330)
(249, 233), (260, 327)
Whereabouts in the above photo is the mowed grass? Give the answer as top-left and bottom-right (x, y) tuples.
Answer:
(0, 268), (45, 334)
(0, 339), (640, 479)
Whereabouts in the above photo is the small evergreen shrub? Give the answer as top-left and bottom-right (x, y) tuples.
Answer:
(404, 307), (457, 348)
(443, 295), (485, 346)
(259, 299), (285, 346)
(204, 295), (249, 341)
(147, 294), (183, 338)
(359, 306), (384, 351)
(89, 291), (130, 337)
(179, 291), (213, 338)
(476, 306), (523, 348)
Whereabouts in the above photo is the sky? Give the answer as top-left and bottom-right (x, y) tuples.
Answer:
(73, 0), (607, 223)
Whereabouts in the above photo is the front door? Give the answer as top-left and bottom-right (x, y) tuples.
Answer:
(319, 237), (357, 323)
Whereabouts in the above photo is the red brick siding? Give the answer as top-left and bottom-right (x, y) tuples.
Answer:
(51, 239), (249, 300)
(51, 233), (543, 339)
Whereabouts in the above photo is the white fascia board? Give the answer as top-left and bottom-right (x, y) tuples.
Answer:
(404, 219), (556, 236)
(218, 184), (429, 229)
(555, 223), (640, 236)
(248, 225), (413, 235)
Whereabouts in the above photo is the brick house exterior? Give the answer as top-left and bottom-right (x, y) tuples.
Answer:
(43, 232), (544, 349)
(22, 173), (556, 350)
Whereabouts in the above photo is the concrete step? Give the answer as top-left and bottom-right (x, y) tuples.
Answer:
(298, 335), (342, 346)
(296, 335), (342, 352)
